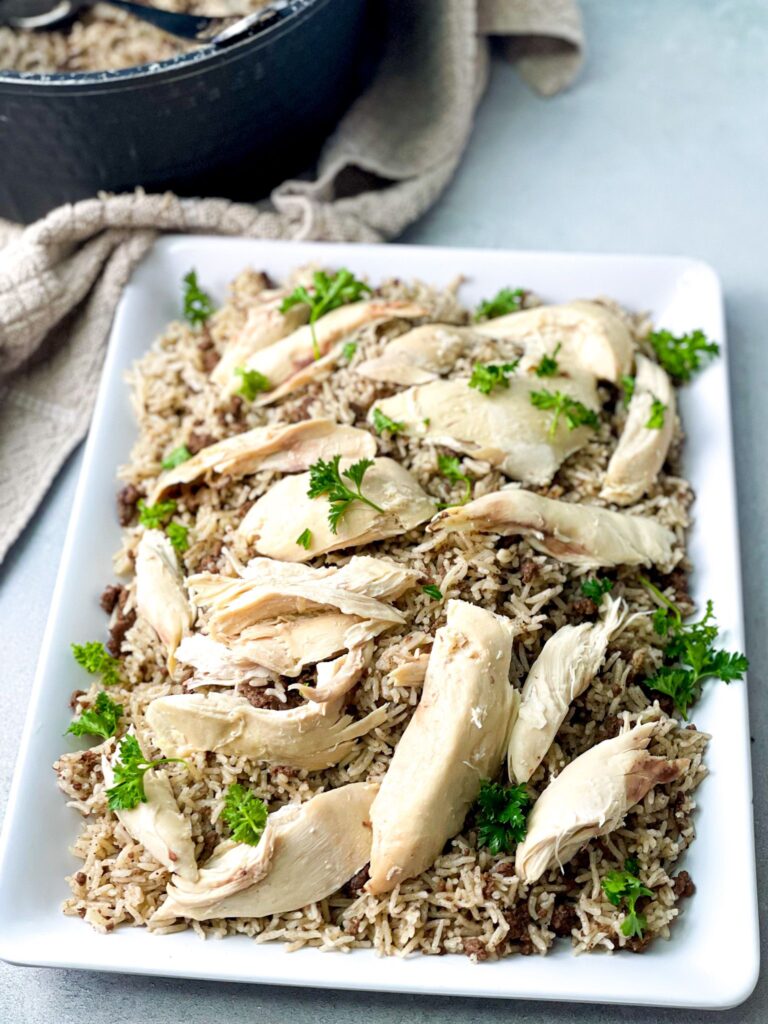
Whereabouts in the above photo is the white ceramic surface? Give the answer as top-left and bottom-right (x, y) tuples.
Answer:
(0, 238), (757, 1009)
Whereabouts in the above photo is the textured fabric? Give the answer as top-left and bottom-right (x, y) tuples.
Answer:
(0, 0), (583, 564)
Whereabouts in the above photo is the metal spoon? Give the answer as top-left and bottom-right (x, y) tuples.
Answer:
(0, 0), (290, 45)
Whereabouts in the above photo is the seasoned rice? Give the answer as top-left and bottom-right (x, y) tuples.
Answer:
(55, 265), (708, 960)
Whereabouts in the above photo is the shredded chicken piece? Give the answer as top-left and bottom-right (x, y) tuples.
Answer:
(356, 323), (484, 384)
(135, 529), (193, 669)
(298, 642), (374, 703)
(515, 721), (689, 883)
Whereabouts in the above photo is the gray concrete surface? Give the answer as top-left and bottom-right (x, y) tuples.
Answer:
(1, 1), (766, 1020)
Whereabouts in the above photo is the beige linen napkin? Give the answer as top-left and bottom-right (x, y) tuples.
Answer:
(0, 0), (583, 564)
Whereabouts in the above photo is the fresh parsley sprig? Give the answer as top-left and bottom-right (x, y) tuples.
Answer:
(646, 397), (667, 430)
(106, 735), (185, 812)
(72, 641), (121, 687)
(437, 454), (471, 508)
(530, 388), (600, 438)
(222, 783), (268, 846)
(280, 268), (372, 360)
(161, 445), (192, 470)
(475, 779), (531, 855)
(422, 584), (443, 601)
(640, 578), (748, 719)
(534, 343), (562, 378)
(621, 374), (635, 409)
(602, 861), (653, 939)
(468, 361), (520, 395)
(182, 270), (215, 327)
(234, 367), (271, 400)
(649, 328), (719, 383)
(307, 455), (384, 534)
(67, 692), (123, 740)
(166, 522), (190, 554)
(372, 408), (406, 436)
(137, 499), (177, 530)
(580, 577), (613, 601)
(474, 287), (524, 321)
(296, 528), (312, 550)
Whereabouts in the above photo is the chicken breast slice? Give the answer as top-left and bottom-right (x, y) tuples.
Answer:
(515, 722), (689, 883)
(150, 783), (378, 923)
(145, 691), (389, 769)
(366, 600), (518, 895)
(299, 642), (374, 703)
(429, 489), (678, 570)
(602, 355), (676, 506)
(356, 323), (484, 385)
(475, 301), (634, 383)
(151, 420), (375, 502)
(239, 457), (435, 562)
(135, 529), (194, 669)
(370, 374), (600, 485)
(102, 737), (197, 881)
(228, 553), (420, 600)
(508, 597), (628, 783)
(238, 299), (426, 404)
(175, 633), (274, 688)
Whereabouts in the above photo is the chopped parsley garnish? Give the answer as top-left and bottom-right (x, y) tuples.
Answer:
(529, 389), (600, 437)
(621, 374), (635, 409)
(468, 360), (520, 395)
(580, 577), (614, 601)
(222, 783), (268, 846)
(106, 735), (185, 812)
(307, 455), (384, 534)
(234, 367), (270, 400)
(640, 578), (748, 719)
(280, 268), (371, 359)
(296, 528), (312, 550)
(166, 522), (189, 554)
(602, 861), (653, 939)
(66, 692), (123, 740)
(372, 408), (406, 435)
(137, 498), (177, 529)
(646, 397), (667, 430)
(161, 445), (192, 470)
(474, 287), (524, 321)
(182, 270), (215, 327)
(475, 779), (531, 854)
(342, 341), (358, 362)
(437, 454), (471, 507)
(422, 584), (443, 601)
(534, 343), (562, 378)
(71, 641), (121, 687)
(648, 328), (719, 383)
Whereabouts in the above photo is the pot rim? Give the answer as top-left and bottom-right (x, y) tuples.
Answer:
(0, 0), (324, 89)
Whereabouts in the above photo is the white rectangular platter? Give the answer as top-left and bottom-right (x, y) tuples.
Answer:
(0, 238), (758, 1009)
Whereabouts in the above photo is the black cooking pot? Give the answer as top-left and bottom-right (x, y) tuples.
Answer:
(0, 0), (375, 223)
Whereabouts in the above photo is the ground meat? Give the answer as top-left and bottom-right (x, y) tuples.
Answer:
(238, 684), (284, 710)
(344, 863), (370, 897)
(550, 902), (579, 937)
(106, 598), (136, 658)
(74, 871), (87, 886)
(187, 430), (218, 455)
(272, 765), (299, 779)
(625, 933), (653, 954)
(571, 597), (597, 617)
(504, 904), (530, 940)
(69, 689), (86, 710)
(117, 483), (140, 526)
(197, 333), (220, 373)
(672, 870), (695, 899)
(462, 937), (490, 961)
(664, 568), (691, 606)
(100, 583), (123, 615)
(197, 539), (223, 574)
(201, 829), (220, 861)
(655, 693), (675, 716)
(594, 715), (622, 742)
(520, 559), (540, 584)
(492, 861), (516, 877)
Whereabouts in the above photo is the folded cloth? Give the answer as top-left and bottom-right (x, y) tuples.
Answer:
(0, 0), (583, 564)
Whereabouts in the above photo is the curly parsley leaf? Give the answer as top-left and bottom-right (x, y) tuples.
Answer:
(307, 455), (384, 534)
(529, 388), (600, 438)
(474, 287), (524, 321)
(372, 408), (406, 435)
(534, 342), (562, 378)
(580, 577), (614, 601)
(182, 270), (215, 327)
(640, 578), (749, 718)
(649, 328), (719, 383)
(422, 584), (443, 601)
(436, 453), (471, 508)
(166, 522), (190, 554)
(646, 397), (667, 430)
(280, 268), (371, 359)
(296, 528), (312, 550)
(621, 374), (635, 409)
(475, 779), (532, 855)
(106, 735), (185, 812)
(601, 862), (653, 939)
(222, 783), (268, 846)
(161, 445), (192, 470)
(137, 499), (177, 530)
(468, 360), (520, 395)
(72, 641), (121, 687)
(66, 692), (123, 740)
(234, 367), (271, 401)
(342, 341), (357, 362)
